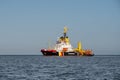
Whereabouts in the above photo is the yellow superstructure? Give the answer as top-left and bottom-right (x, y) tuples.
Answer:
(64, 27), (68, 34)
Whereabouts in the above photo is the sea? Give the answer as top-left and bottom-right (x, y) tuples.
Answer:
(0, 55), (120, 80)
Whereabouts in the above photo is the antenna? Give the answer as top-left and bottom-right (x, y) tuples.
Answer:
(48, 39), (51, 50)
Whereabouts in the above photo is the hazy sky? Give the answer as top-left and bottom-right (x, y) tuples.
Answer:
(0, 0), (120, 55)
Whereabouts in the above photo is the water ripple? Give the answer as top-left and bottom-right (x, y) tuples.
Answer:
(0, 55), (120, 80)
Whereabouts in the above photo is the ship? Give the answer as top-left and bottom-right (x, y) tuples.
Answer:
(41, 27), (94, 56)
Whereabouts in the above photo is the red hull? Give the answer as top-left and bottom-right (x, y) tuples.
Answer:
(41, 49), (94, 56)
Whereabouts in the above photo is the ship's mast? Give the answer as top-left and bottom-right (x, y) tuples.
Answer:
(63, 27), (68, 38)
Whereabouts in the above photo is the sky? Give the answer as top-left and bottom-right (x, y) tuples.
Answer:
(0, 0), (120, 55)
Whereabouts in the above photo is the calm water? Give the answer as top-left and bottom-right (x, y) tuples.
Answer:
(0, 55), (120, 80)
